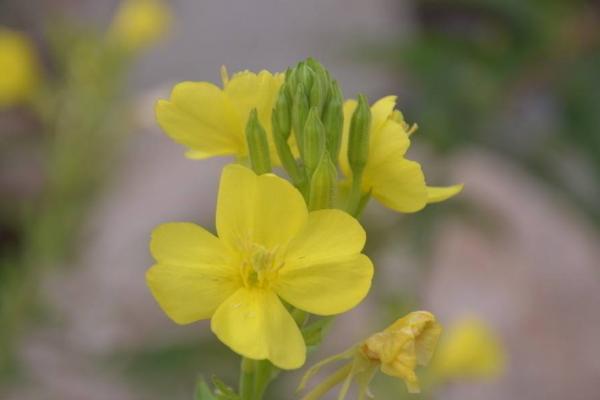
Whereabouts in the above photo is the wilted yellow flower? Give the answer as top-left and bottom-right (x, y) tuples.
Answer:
(299, 311), (441, 399)
(361, 311), (442, 393)
(156, 68), (284, 161)
(108, 0), (171, 51)
(0, 27), (40, 107)
(340, 96), (463, 212)
(146, 164), (373, 369)
(431, 317), (505, 381)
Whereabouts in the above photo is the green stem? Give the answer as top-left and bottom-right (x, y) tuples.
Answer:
(239, 357), (255, 400)
(252, 360), (274, 399)
(300, 363), (352, 400)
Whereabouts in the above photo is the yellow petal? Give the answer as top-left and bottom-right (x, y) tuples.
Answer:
(216, 164), (308, 250)
(368, 118), (410, 163)
(366, 158), (428, 213)
(211, 288), (305, 369)
(284, 209), (366, 266)
(146, 223), (238, 324)
(156, 81), (244, 158)
(276, 254), (373, 316)
(427, 184), (464, 203)
(370, 95), (397, 133)
(224, 70), (283, 136)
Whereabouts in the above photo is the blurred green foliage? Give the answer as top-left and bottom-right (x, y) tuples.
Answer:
(367, 0), (600, 222)
(0, 21), (134, 377)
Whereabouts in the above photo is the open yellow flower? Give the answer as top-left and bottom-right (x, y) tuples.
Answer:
(0, 27), (40, 107)
(146, 164), (373, 369)
(156, 68), (283, 161)
(341, 96), (463, 212)
(108, 0), (171, 51)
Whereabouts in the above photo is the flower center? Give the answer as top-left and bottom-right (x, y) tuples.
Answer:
(240, 243), (282, 289)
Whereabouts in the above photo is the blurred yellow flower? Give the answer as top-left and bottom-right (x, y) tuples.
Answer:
(156, 68), (284, 161)
(0, 27), (40, 107)
(108, 0), (171, 51)
(299, 311), (441, 399)
(341, 96), (463, 212)
(431, 317), (505, 381)
(146, 164), (373, 369)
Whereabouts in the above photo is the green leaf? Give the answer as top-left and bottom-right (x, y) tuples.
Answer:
(212, 376), (240, 400)
(302, 316), (334, 347)
(194, 377), (216, 400)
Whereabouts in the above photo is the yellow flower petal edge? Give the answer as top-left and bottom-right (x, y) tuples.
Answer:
(146, 164), (373, 369)
(156, 69), (284, 161)
(340, 96), (463, 213)
(427, 184), (464, 204)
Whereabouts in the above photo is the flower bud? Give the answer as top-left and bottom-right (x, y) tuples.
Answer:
(296, 62), (314, 94)
(322, 81), (343, 161)
(309, 152), (337, 210)
(306, 58), (330, 112)
(302, 107), (326, 176)
(245, 109), (272, 174)
(272, 109), (303, 185)
(347, 94), (371, 177)
(291, 83), (309, 155)
(273, 84), (292, 140)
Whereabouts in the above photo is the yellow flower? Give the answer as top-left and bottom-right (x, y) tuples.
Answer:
(431, 317), (505, 381)
(340, 96), (463, 212)
(108, 0), (171, 51)
(156, 68), (284, 161)
(0, 27), (40, 107)
(299, 311), (441, 399)
(146, 164), (373, 369)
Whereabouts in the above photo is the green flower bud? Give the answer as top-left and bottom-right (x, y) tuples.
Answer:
(273, 84), (292, 140)
(302, 107), (326, 176)
(307, 58), (331, 112)
(292, 83), (309, 155)
(272, 110), (303, 185)
(347, 94), (371, 177)
(296, 62), (314, 93)
(322, 80), (343, 161)
(309, 152), (338, 210)
(245, 109), (272, 174)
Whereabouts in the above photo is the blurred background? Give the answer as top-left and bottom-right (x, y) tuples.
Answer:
(1, 0), (599, 399)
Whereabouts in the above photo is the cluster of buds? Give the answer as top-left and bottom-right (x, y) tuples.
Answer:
(244, 58), (372, 211)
